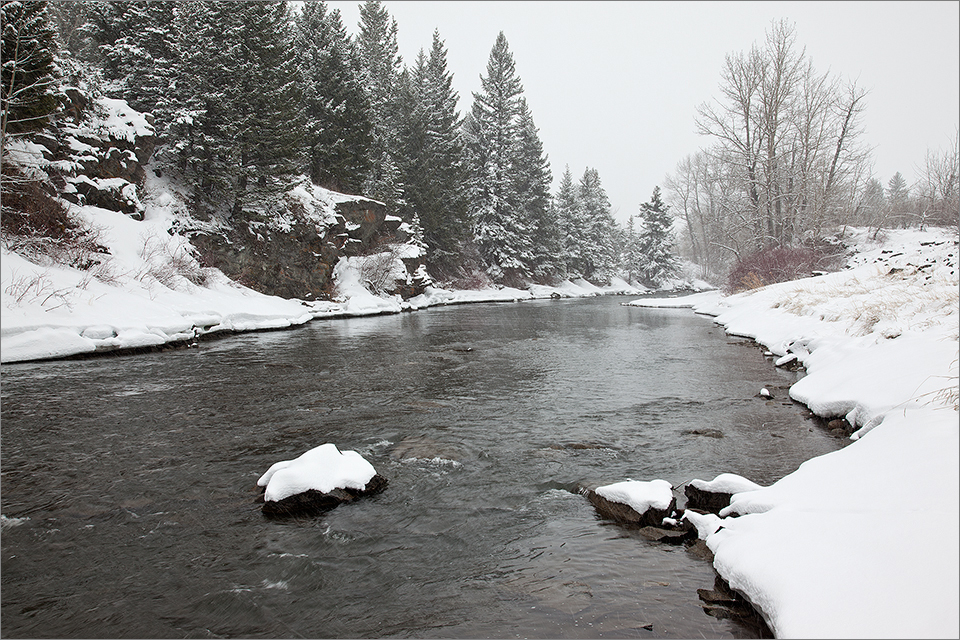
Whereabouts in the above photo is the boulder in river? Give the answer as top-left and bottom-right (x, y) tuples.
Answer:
(581, 479), (676, 527)
(257, 443), (387, 517)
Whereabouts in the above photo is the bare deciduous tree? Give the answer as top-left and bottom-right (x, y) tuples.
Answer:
(691, 19), (870, 255)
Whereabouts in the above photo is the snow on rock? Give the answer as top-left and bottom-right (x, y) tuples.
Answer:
(685, 473), (765, 514)
(257, 443), (387, 516)
(596, 478), (675, 513)
(584, 479), (677, 526)
(690, 473), (763, 495)
(682, 509), (724, 539)
(258, 443), (377, 501)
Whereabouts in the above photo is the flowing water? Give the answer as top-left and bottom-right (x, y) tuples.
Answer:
(1, 297), (845, 638)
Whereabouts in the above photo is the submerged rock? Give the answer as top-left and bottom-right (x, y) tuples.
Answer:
(638, 524), (696, 544)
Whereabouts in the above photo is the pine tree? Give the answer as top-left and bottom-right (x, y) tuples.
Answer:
(512, 98), (556, 281)
(171, 1), (302, 217)
(75, 1), (177, 133)
(356, 0), (404, 211)
(396, 31), (471, 273)
(467, 31), (532, 282)
(553, 165), (584, 279)
(635, 186), (680, 287)
(578, 167), (618, 282)
(1, 0), (59, 142)
(294, 0), (372, 194)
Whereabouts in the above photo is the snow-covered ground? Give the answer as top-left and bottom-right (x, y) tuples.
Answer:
(628, 226), (959, 638)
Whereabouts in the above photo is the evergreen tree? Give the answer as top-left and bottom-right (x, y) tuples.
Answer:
(512, 98), (556, 281)
(578, 167), (618, 282)
(622, 214), (644, 284)
(76, 1), (178, 134)
(294, 0), (372, 194)
(635, 186), (680, 287)
(171, 1), (302, 217)
(467, 31), (531, 282)
(396, 31), (471, 273)
(356, 0), (404, 211)
(886, 171), (912, 226)
(553, 165), (584, 279)
(1, 0), (59, 142)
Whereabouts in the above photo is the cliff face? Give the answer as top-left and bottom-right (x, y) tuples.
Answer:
(187, 190), (424, 301)
(27, 88), (427, 302)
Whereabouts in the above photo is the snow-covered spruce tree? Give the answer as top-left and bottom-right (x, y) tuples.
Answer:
(578, 167), (618, 282)
(294, 0), (372, 194)
(553, 164), (584, 279)
(467, 31), (534, 283)
(512, 98), (557, 282)
(78, 1), (177, 134)
(171, 1), (302, 217)
(395, 30), (471, 275)
(634, 186), (680, 288)
(1, 0), (60, 144)
(356, 0), (405, 213)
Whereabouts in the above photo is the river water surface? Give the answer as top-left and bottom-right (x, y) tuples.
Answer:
(1, 297), (845, 638)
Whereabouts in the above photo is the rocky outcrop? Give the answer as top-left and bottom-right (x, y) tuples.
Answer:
(260, 473), (388, 518)
(29, 86), (426, 301)
(50, 89), (157, 218)
(188, 195), (426, 301)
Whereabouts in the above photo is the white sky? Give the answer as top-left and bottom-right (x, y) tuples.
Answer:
(326, 1), (960, 224)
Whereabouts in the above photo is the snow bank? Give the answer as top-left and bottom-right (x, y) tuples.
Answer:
(257, 443), (377, 503)
(635, 227), (959, 638)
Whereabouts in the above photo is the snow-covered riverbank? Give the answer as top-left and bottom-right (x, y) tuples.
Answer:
(627, 226), (959, 638)
(0, 197), (699, 364)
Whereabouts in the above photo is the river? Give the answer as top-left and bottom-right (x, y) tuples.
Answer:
(1, 296), (845, 638)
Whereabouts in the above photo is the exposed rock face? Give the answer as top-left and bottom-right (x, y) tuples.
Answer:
(684, 484), (734, 514)
(51, 90), (157, 218)
(260, 473), (388, 517)
(35, 87), (426, 301)
(188, 196), (425, 301)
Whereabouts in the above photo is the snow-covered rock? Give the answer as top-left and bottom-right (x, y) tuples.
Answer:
(257, 443), (387, 517)
(582, 479), (676, 526)
(685, 473), (764, 514)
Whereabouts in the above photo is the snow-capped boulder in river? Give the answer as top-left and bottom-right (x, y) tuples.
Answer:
(581, 479), (676, 527)
(257, 443), (387, 517)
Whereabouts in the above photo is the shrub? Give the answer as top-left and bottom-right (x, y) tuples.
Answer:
(1, 163), (108, 270)
(726, 243), (844, 293)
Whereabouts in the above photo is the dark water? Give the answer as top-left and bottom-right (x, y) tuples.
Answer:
(1, 297), (845, 639)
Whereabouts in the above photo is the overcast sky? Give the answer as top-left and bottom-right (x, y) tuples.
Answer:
(327, 1), (960, 224)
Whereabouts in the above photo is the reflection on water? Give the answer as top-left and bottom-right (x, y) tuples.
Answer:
(1, 297), (843, 638)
